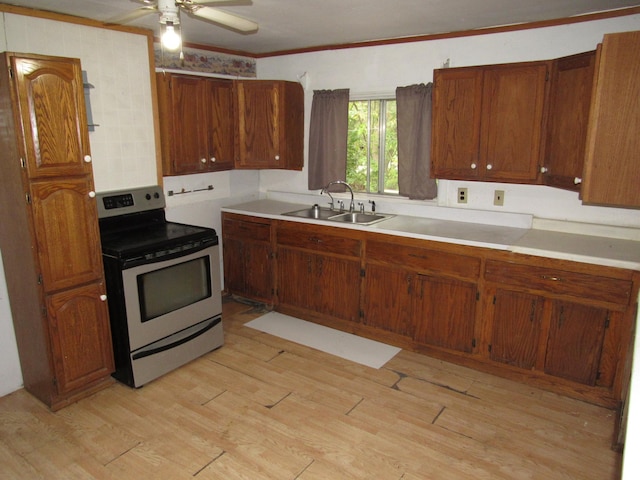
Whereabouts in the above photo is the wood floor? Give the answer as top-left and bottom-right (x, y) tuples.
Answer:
(0, 297), (622, 479)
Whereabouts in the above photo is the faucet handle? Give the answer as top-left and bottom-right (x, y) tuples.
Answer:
(358, 202), (365, 213)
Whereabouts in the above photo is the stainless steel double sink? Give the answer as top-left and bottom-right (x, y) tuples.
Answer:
(283, 205), (393, 226)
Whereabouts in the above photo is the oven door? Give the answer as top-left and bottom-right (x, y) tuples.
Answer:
(121, 245), (222, 351)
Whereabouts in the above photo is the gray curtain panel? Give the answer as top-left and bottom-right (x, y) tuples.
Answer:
(308, 89), (350, 190)
(396, 83), (438, 200)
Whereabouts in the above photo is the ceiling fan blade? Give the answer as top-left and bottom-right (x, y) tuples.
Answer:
(105, 6), (158, 25)
(190, 6), (258, 33)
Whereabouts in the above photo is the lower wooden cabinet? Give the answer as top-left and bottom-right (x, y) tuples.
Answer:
(362, 264), (414, 337)
(221, 213), (639, 408)
(222, 213), (274, 304)
(489, 289), (544, 369)
(276, 223), (361, 323)
(413, 274), (478, 353)
(47, 282), (114, 395)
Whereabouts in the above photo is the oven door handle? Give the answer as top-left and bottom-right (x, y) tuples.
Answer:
(131, 315), (221, 360)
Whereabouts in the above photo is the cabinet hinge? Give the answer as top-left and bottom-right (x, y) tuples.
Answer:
(476, 291), (480, 301)
(360, 269), (366, 277)
(41, 305), (47, 317)
(37, 274), (43, 285)
(472, 338), (476, 348)
(52, 377), (57, 386)
(19, 157), (25, 169)
(25, 193), (31, 204)
(493, 296), (496, 305)
(359, 310), (364, 319)
(596, 371), (602, 380)
(270, 252), (277, 260)
(488, 344), (492, 352)
(9, 66), (13, 79)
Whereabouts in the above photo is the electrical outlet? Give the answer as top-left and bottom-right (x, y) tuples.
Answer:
(494, 190), (505, 206)
(457, 188), (468, 204)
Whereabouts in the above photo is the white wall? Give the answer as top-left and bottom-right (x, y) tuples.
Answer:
(0, 12), (159, 396)
(257, 15), (640, 229)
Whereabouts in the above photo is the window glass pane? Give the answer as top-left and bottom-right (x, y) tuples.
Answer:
(383, 100), (398, 194)
(347, 99), (398, 195)
(347, 101), (369, 192)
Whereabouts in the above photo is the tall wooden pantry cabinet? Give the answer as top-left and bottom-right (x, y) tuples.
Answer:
(0, 53), (114, 410)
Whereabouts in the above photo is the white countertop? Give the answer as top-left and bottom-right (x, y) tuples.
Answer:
(222, 199), (640, 271)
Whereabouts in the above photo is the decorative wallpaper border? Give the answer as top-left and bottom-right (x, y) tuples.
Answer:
(154, 44), (256, 77)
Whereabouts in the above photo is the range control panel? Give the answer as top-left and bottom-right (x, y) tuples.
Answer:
(96, 185), (165, 218)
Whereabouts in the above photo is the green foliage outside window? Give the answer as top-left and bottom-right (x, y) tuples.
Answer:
(347, 99), (398, 194)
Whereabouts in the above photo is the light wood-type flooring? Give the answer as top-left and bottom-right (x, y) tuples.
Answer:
(0, 297), (622, 479)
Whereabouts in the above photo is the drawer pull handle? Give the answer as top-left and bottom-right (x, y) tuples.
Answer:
(541, 275), (560, 281)
(310, 237), (323, 244)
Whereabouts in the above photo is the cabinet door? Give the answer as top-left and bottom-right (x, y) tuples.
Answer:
(542, 52), (595, 190)
(165, 74), (208, 174)
(222, 236), (246, 295)
(431, 68), (483, 179)
(480, 63), (548, 182)
(236, 81), (281, 168)
(313, 255), (361, 323)
(30, 178), (103, 293)
(244, 241), (273, 302)
(544, 301), (608, 385)
(413, 275), (477, 353)
(490, 289), (543, 369)
(582, 31), (640, 208)
(362, 264), (414, 337)
(12, 55), (92, 178)
(277, 247), (314, 310)
(47, 282), (114, 395)
(205, 78), (235, 171)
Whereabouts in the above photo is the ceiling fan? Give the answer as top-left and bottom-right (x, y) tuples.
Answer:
(112, 0), (258, 50)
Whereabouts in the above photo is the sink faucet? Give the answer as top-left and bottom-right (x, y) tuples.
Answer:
(321, 180), (355, 212)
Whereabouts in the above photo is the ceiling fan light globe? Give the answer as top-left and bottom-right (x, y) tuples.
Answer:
(161, 25), (182, 50)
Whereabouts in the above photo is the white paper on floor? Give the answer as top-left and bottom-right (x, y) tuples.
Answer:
(245, 312), (401, 369)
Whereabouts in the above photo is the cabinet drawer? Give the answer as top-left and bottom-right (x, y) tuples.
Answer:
(367, 240), (480, 280)
(277, 226), (361, 257)
(223, 218), (271, 242)
(484, 260), (632, 305)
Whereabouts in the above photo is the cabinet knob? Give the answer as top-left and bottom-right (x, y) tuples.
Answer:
(200, 158), (207, 164)
(275, 155), (280, 161)
(486, 164), (493, 170)
(540, 166), (548, 173)
(574, 177), (582, 185)
(210, 157), (216, 163)
(88, 191), (96, 198)
(470, 163), (477, 169)
(83, 155), (92, 163)
(99, 294), (107, 301)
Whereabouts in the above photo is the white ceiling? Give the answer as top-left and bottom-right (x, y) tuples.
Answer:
(2, 0), (639, 55)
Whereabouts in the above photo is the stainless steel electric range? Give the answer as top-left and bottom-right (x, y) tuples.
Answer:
(97, 185), (223, 388)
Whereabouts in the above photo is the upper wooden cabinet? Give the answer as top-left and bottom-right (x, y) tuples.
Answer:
(541, 51), (596, 191)
(432, 61), (548, 183)
(581, 30), (640, 208)
(12, 54), (93, 179)
(0, 53), (114, 410)
(235, 80), (304, 170)
(157, 73), (235, 175)
(157, 76), (304, 175)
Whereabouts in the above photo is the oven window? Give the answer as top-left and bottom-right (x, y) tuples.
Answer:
(137, 256), (212, 322)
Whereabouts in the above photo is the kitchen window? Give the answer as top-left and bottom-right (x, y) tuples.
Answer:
(347, 98), (398, 194)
